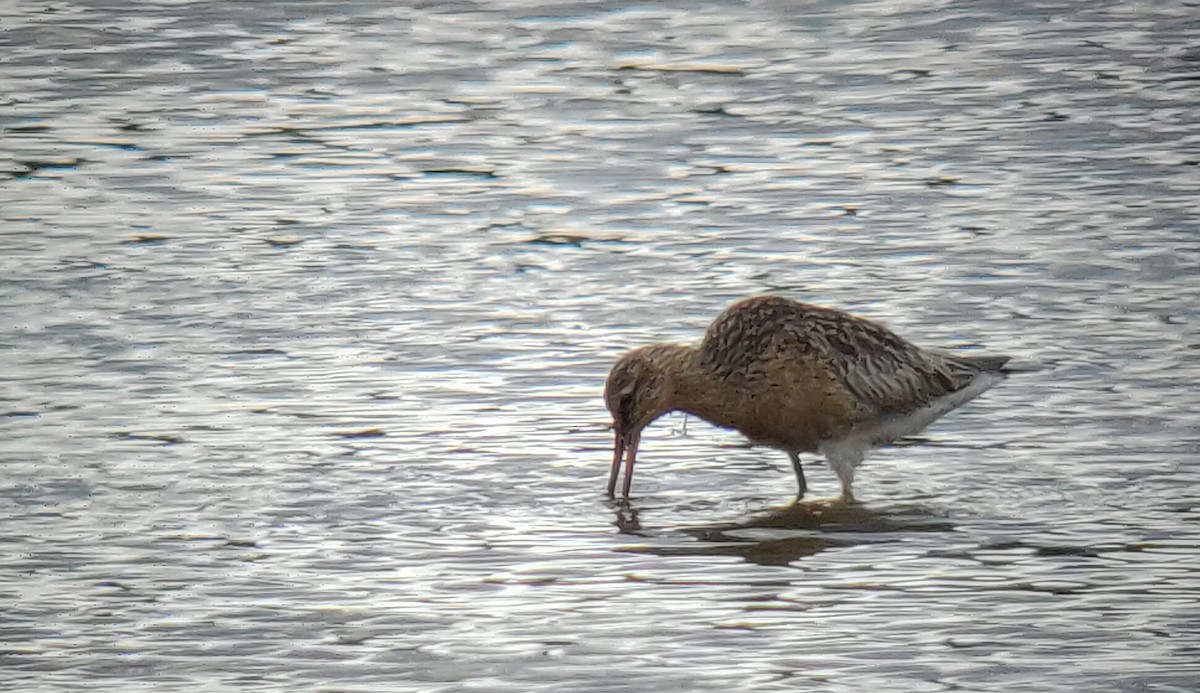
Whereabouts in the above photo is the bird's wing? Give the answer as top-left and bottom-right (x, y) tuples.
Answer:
(700, 297), (994, 416)
(798, 309), (971, 415)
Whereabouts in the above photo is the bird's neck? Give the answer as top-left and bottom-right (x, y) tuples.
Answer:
(654, 346), (743, 430)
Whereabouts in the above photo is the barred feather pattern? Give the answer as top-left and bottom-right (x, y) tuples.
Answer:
(697, 296), (1005, 419)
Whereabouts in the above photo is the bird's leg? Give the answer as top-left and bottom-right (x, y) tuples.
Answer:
(828, 454), (858, 503)
(788, 452), (807, 499)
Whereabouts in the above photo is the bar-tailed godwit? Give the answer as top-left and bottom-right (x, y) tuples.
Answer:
(604, 296), (1009, 500)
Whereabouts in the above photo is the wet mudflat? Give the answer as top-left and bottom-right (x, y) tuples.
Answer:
(2, 1), (1198, 691)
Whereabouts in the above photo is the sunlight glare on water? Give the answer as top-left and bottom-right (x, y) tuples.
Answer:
(2, 1), (1198, 691)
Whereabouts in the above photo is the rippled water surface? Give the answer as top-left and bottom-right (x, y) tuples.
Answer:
(3, 1), (1199, 690)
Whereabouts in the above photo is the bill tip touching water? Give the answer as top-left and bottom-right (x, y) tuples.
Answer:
(604, 295), (1010, 501)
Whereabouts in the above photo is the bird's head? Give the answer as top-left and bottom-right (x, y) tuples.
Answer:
(604, 345), (686, 496)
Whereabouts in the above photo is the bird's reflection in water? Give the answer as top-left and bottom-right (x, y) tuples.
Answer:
(611, 498), (956, 566)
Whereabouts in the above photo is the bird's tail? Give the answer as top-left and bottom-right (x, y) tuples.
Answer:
(961, 354), (1011, 373)
(958, 354), (1049, 375)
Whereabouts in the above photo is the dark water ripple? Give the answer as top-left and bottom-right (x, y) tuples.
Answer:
(2, 0), (1198, 691)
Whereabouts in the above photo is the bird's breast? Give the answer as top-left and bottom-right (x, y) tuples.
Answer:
(685, 376), (856, 454)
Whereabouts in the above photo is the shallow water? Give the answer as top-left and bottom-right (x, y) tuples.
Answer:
(2, 1), (1199, 690)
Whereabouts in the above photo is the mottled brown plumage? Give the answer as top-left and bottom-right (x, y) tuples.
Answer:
(604, 296), (1009, 500)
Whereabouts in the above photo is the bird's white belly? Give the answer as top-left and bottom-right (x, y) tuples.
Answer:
(818, 370), (1004, 467)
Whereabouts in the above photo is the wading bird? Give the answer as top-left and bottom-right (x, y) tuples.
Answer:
(604, 296), (1008, 500)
